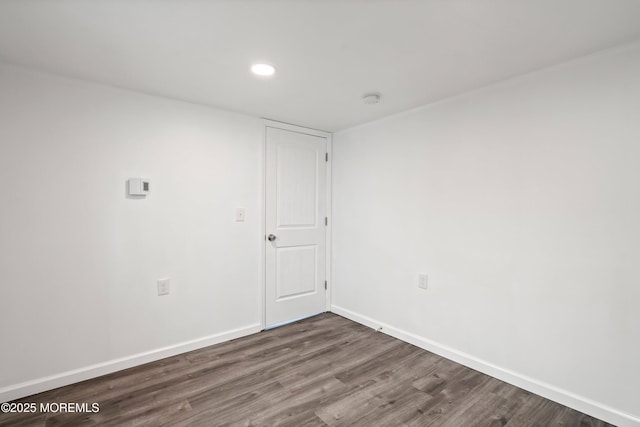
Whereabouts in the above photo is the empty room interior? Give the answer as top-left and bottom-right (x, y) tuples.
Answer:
(1, 1), (639, 426)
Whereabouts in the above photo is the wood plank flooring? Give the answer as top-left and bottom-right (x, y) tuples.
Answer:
(0, 313), (612, 426)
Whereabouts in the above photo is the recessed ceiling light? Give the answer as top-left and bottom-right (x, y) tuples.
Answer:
(251, 63), (276, 77)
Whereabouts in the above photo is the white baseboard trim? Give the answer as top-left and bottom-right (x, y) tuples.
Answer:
(330, 305), (639, 427)
(0, 323), (262, 403)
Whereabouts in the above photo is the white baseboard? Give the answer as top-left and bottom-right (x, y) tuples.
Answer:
(0, 323), (261, 403)
(330, 305), (639, 427)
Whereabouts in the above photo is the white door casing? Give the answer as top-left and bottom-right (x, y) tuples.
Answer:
(265, 123), (329, 327)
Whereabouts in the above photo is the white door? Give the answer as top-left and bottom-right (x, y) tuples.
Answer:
(265, 125), (328, 327)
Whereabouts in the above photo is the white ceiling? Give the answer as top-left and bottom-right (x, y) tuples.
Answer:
(1, 1), (640, 131)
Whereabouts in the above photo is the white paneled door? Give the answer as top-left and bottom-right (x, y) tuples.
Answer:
(265, 125), (328, 327)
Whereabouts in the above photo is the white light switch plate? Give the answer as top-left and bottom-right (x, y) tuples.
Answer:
(236, 208), (245, 222)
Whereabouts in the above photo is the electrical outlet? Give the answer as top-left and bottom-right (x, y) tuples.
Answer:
(157, 278), (170, 296)
(236, 208), (245, 222)
(418, 274), (428, 290)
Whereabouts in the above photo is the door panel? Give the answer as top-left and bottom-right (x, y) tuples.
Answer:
(276, 144), (318, 228)
(276, 245), (317, 300)
(265, 126), (327, 327)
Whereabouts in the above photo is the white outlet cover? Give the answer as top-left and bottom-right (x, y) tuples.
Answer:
(418, 274), (428, 290)
(157, 278), (170, 296)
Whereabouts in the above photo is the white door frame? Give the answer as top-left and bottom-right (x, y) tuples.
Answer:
(260, 119), (332, 330)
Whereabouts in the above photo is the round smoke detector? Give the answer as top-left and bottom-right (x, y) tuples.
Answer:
(363, 93), (380, 104)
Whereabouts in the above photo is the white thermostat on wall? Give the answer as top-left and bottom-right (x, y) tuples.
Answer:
(127, 178), (150, 196)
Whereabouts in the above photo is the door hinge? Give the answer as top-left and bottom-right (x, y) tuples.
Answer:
(324, 280), (327, 290)
(325, 217), (328, 226)
(325, 152), (328, 162)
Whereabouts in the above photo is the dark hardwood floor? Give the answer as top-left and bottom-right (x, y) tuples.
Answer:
(1, 313), (612, 426)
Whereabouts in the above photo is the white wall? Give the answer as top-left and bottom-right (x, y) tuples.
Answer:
(0, 65), (263, 400)
(332, 42), (640, 426)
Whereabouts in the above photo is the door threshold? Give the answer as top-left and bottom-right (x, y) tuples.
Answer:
(264, 313), (323, 330)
